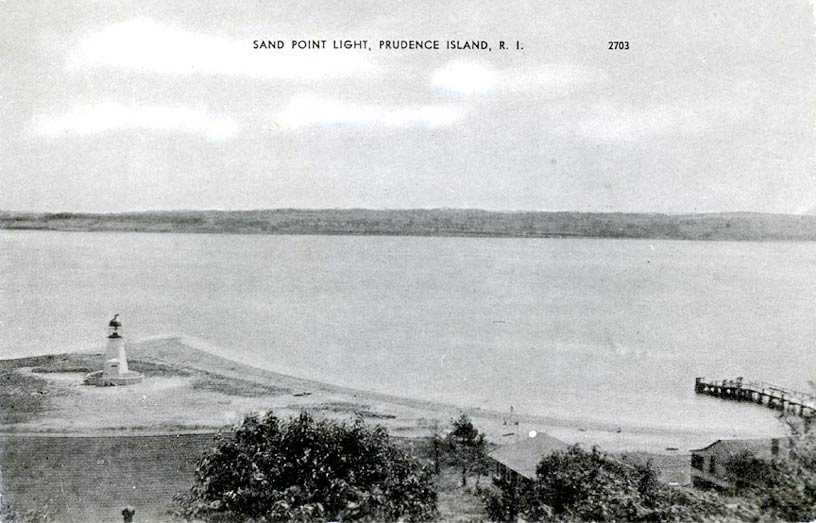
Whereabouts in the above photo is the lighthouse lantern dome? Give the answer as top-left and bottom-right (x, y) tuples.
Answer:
(108, 314), (122, 338)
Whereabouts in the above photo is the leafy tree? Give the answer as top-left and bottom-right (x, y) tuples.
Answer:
(175, 411), (437, 522)
(725, 442), (816, 522)
(443, 414), (490, 487)
(724, 450), (776, 491)
(528, 445), (656, 521)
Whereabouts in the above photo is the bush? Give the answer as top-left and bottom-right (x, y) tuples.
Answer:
(175, 412), (437, 522)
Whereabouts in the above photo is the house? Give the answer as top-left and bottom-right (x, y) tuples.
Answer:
(488, 433), (569, 486)
(690, 437), (790, 489)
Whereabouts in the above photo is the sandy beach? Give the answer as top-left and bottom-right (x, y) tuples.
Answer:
(0, 335), (758, 455)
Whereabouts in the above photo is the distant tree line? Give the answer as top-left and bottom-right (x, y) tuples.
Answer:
(3, 209), (816, 241)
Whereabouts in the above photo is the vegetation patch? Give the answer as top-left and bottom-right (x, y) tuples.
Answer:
(0, 372), (51, 424)
(305, 401), (397, 419)
(0, 353), (191, 379)
(191, 371), (288, 397)
(0, 433), (217, 522)
(127, 358), (192, 378)
(29, 365), (92, 374)
(0, 353), (104, 374)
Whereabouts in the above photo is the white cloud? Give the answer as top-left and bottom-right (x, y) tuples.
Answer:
(576, 103), (702, 142)
(67, 17), (374, 80)
(274, 94), (465, 129)
(525, 64), (607, 89)
(34, 103), (239, 140)
(811, 1), (816, 33)
(431, 61), (605, 95)
(431, 61), (498, 94)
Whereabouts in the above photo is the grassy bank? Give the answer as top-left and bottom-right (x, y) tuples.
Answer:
(0, 432), (216, 522)
(0, 432), (490, 523)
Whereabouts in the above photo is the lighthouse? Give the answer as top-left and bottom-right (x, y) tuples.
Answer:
(103, 314), (129, 378)
(84, 315), (143, 386)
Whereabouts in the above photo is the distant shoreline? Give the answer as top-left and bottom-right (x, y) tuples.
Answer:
(3, 209), (816, 241)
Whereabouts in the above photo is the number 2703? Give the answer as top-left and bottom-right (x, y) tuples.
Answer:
(608, 41), (629, 50)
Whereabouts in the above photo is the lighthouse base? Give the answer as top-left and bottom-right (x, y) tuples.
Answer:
(83, 369), (144, 386)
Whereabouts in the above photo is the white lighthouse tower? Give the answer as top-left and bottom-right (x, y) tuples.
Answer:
(84, 314), (143, 386)
(103, 314), (129, 378)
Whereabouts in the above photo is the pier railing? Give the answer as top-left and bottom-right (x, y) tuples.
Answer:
(695, 377), (816, 418)
(743, 380), (816, 403)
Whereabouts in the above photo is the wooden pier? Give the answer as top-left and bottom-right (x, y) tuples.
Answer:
(695, 377), (816, 418)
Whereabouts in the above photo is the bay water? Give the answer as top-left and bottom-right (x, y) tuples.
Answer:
(4, 230), (813, 441)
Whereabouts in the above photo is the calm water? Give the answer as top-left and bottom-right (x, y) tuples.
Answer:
(3, 230), (814, 438)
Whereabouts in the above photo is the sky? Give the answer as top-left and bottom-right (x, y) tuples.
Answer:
(0, 0), (814, 213)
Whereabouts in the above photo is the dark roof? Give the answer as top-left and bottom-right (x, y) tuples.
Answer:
(690, 438), (782, 454)
(488, 433), (569, 480)
(109, 314), (121, 327)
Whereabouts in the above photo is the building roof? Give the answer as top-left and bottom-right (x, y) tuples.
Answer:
(690, 437), (783, 455)
(488, 433), (569, 480)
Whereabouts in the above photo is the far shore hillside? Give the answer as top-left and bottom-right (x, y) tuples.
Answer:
(3, 209), (816, 241)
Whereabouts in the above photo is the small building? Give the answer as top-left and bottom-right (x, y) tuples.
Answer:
(84, 315), (143, 386)
(690, 437), (790, 489)
(488, 433), (569, 486)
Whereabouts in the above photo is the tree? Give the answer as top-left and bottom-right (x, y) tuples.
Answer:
(443, 414), (490, 487)
(429, 419), (443, 475)
(725, 442), (816, 522)
(175, 411), (437, 522)
(528, 445), (655, 521)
